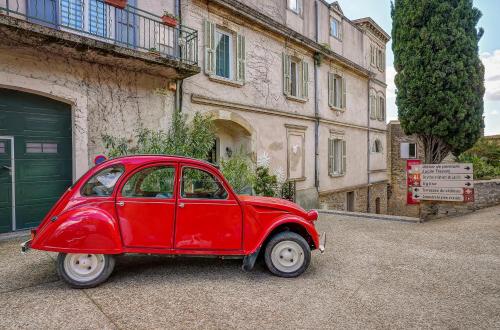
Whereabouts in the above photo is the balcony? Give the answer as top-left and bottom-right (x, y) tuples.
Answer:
(0, 0), (199, 79)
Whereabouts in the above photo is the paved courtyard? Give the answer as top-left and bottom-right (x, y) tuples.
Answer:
(1, 206), (499, 329)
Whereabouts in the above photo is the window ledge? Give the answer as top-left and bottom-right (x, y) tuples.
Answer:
(329, 106), (345, 112)
(329, 173), (345, 178)
(289, 177), (306, 182)
(208, 75), (244, 88)
(285, 95), (307, 103)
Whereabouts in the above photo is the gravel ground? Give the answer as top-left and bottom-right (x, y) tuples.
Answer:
(0, 205), (499, 329)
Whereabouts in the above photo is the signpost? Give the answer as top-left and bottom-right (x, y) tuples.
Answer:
(406, 163), (474, 203)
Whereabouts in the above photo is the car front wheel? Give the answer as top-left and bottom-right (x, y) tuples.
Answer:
(264, 232), (311, 278)
(57, 253), (115, 288)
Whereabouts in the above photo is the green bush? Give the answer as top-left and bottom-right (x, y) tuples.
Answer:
(220, 151), (255, 194)
(102, 111), (216, 159)
(254, 166), (278, 197)
(457, 154), (500, 180)
(458, 137), (500, 179)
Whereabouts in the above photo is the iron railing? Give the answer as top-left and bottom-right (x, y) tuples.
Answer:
(0, 0), (198, 65)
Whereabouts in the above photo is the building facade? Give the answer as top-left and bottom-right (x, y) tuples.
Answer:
(0, 0), (388, 233)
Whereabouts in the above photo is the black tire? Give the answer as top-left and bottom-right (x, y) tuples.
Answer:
(56, 253), (115, 289)
(264, 231), (311, 278)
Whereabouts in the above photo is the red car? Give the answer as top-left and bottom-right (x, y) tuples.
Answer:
(22, 155), (326, 288)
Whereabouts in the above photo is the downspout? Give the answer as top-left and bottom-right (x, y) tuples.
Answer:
(175, 0), (183, 112)
(367, 77), (371, 212)
(314, 1), (320, 191)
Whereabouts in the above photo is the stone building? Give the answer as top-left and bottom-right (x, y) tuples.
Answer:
(0, 0), (388, 233)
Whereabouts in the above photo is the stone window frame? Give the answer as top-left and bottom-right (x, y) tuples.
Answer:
(372, 139), (383, 153)
(330, 17), (343, 41)
(328, 66), (346, 111)
(328, 129), (346, 177)
(283, 51), (309, 102)
(285, 124), (307, 182)
(400, 142), (417, 159)
(287, 0), (303, 16)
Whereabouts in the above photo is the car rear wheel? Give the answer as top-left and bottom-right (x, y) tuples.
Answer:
(264, 232), (311, 278)
(57, 253), (115, 288)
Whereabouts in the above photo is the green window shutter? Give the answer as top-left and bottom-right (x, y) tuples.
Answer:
(204, 20), (216, 75)
(302, 61), (309, 99)
(236, 34), (246, 82)
(370, 45), (375, 65)
(381, 51), (385, 71)
(381, 97), (385, 120)
(338, 20), (343, 40)
(342, 140), (347, 174)
(328, 73), (334, 107)
(283, 53), (291, 96)
(341, 77), (346, 109)
(328, 138), (333, 175)
(370, 94), (376, 119)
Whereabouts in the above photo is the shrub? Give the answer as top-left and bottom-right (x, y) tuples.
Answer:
(254, 166), (278, 197)
(220, 151), (255, 194)
(457, 154), (500, 180)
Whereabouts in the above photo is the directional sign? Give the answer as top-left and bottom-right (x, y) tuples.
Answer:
(412, 163), (473, 175)
(421, 180), (474, 188)
(412, 187), (464, 195)
(412, 193), (465, 202)
(421, 174), (473, 181)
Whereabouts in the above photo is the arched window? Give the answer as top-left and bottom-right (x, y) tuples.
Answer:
(372, 139), (383, 153)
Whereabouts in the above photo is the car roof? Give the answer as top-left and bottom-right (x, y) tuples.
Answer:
(101, 154), (219, 169)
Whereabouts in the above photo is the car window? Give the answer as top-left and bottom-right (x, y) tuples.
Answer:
(181, 167), (228, 199)
(122, 166), (175, 198)
(81, 165), (124, 197)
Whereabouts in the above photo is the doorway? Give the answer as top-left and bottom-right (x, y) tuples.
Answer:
(346, 191), (355, 212)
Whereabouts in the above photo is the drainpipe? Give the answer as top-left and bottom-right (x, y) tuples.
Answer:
(313, 1), (320, 191)
(367, 77), (371, 212)
(175, 0), (183, 112)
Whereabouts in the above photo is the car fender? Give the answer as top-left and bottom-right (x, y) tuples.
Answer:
(251, 214), (319, 254)
(31, 204), (123, 254)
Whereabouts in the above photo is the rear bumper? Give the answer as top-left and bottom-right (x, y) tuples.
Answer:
(21, 240), (32, 254)
(318, 232), (326, 253)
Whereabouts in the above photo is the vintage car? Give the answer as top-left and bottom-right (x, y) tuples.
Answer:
(22, 155), (325, 288)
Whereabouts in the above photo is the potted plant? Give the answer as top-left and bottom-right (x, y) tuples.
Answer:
(161, 11), (178, 27)
(105, 0), (127, 9)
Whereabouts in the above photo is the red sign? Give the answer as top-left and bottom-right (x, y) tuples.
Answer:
(463, 188), (475, 202)
(406, 159), (421, 205)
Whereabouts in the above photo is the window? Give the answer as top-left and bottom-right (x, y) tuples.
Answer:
(370, 45), (376, 66)
(328, 138), (346, 176)
(0, 142), (5, 153)
(377, 95), (385, 121)
(215, 30), (232, 79)
(26, 142), (58, 154)
(328, 73), (346, 109)
(204, 20), (246, 83)
(376, 48), (385, 71)
(283, 54), (308, 99)
(122, 166), (175, 198)
(181, 167), (228, 199)
(400, 143), (417, 159)
(288, 0), (302, 14)
(59, 0), (107, 37)
(330, 18), (342, 40)
(89, 0), (107, 37)
(372, 139), (383, 153)
(60, 0), (83, 29)
(82, 165), (124, 197)
(369, 90), (377, 119)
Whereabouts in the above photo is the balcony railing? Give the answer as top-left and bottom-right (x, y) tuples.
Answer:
(0, 0), (198, 65)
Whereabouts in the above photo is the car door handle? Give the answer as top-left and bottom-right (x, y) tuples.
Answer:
(117, 201), (125, 207)
(178, 203), (185, 208)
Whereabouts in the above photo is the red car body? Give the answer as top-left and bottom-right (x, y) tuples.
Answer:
(28, 156), (323, 261)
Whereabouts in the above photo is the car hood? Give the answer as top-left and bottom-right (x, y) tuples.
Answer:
(238, 195), (318, 221)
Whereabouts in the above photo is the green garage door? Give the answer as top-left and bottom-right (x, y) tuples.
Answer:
(0, 89), (72, 232)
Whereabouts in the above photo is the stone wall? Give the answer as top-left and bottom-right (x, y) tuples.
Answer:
(318, 182), (388, 214)
(420, 179), (500, 220)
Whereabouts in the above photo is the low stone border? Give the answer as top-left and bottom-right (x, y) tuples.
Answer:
(316, 209), (421, 223)
(0, 230), (30, 241)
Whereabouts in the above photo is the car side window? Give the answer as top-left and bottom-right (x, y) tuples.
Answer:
(81, 165), (124, 197)
(181, 167), (228, 199)
(122, 166), (175, 198)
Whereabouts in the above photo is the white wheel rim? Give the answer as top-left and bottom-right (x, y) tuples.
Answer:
(63, 254), (106, 282)
(270, 240), (305, 273)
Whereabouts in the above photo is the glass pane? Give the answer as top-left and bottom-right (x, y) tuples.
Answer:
(82, 165), (124, 197)
(89, 0), (107, 37)
(42, 143), (58, 153)
(0, 142), (5, 153)
(409, 144), (416, 158)
(182, 168), (228, 199)
(26, 143), (42, 153)
(290, 61), (297, 96)
(331, 20), (337, 37)
(122, 166), (175, 198)
(289, 0), (298, 12)
(60, 0), (83, 29)
(216, 31), (231, 79)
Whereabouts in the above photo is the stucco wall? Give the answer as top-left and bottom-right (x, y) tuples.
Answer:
(0, 48), (174, 179)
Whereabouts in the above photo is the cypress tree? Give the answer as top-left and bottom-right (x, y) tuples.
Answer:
(391, 0), (485, 163)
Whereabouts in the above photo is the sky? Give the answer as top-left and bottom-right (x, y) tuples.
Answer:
(329, 0), (500, 136)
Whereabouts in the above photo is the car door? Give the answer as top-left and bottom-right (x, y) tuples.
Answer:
(174, 165), (242, 251)
(116, 163), (177, 248)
